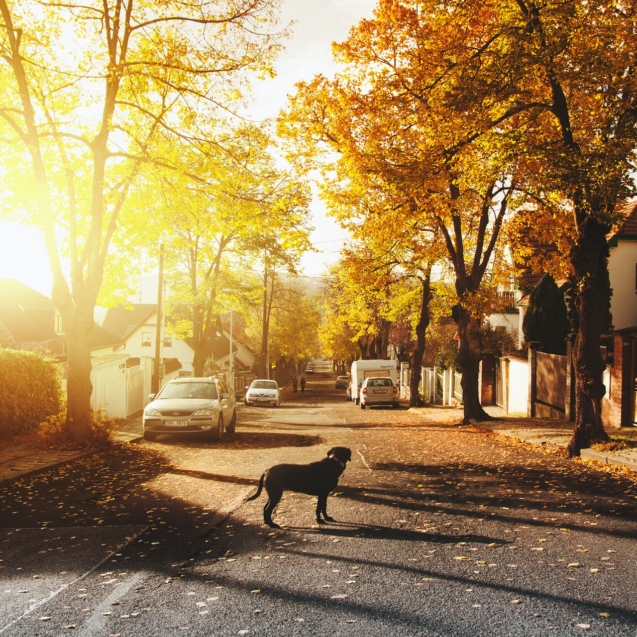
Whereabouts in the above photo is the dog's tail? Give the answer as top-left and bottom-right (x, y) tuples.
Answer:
(246, 473), (265, 501)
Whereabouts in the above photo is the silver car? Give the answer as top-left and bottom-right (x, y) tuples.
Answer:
(360, 376), (400, 409)
(143, 377), (236, 441)
(244, 379), (281, 407)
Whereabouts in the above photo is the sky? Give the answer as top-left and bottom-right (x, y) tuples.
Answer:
(0, 0), (377, 297)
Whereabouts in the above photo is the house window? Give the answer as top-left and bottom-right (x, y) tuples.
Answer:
(54, 311), (64, 334)
(141, 332), (152, 347)
(163, 335), (172, 347)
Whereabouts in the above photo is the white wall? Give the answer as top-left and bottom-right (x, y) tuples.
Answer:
(508, 358), (529, 415)
(609, 240), (637, 330)
(124, 317), (193, 373)
(91, 356), (128, 419)
(488, 312), (520, 334)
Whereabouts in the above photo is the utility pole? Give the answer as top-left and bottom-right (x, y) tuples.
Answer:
(229, 308), (234, 391)
(153, 243), (164, 394)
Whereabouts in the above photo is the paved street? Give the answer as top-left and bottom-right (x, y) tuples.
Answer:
(1, 371), (636, 636)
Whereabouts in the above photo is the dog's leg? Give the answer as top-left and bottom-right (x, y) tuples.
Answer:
(316, 493), (333, 524)
(264, 490), (282, 528)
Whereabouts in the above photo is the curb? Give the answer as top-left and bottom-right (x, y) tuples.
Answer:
(580, 448), (637, 472)
(0, 433), (144, 489)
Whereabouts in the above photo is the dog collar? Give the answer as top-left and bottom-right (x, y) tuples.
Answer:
(329, 455), (346, 468)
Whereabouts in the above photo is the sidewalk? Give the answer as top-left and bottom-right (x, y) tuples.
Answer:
(0, 418), (143, 488)
(412, 404), (637, 472)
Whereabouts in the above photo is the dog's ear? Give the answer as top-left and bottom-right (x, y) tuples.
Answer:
(345, 448), (352, 462)
(327, 447), (335, 458)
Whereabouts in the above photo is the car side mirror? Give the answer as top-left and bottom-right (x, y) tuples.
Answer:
(148, 394), (156, 401)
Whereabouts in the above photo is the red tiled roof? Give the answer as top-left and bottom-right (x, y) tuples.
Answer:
(614, 200), (637, 236)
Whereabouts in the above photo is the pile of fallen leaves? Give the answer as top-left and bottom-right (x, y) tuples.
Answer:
(592, 436), (637, 453)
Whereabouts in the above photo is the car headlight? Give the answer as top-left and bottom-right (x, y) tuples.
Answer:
(193, 408), (214, 416)
(144, 408), (161, 417)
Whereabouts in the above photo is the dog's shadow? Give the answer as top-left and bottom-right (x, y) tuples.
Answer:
(283, 522), (507, 546)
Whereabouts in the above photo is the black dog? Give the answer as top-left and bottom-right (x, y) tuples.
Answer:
(247, 447), (352, 528)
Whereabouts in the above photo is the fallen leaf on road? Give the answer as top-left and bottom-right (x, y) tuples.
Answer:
(590, 568), (599, 573)
(454, 556), (470, 561)
(599, 612), (610, 618)
(331, 594), (347, 599)
(250, 589), (260, 594)
(39, 617), (51, 621)
(567, 563), (580, 568)
(575, 624), (590, 629)
(511, 599), (521, 604)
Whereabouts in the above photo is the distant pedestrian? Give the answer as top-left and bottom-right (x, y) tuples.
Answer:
(292, 376), (298, 393)
(300, 375), (306, 393)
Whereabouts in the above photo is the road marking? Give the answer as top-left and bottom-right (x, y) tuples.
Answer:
(357, 450), (372, 473)
(0, 526), (149, 635)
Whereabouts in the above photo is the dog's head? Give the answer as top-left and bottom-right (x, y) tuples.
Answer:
(327, 447), (352, 465)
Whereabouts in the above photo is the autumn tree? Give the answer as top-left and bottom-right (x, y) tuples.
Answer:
(280, 39), (517, 422)
(0, 0), (286, 442)
(341, 0), (637, 453)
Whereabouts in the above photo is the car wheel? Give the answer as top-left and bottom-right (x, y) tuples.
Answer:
(360, 401), (365, 409)
(244, 399), (251, 406)
(144, 431), (157, 441)
(226, 409), (236, 434)
(392, 402), (400, 409)
(209, 414), (223, 442)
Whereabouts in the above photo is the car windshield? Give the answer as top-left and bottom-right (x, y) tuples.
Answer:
(158, 382), (218, 400)
(337, 376), (348, 381)
(367, 378), (393, 387)
(251, 380), (277, 390)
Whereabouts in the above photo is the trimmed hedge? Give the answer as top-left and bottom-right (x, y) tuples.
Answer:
(0, 348), (62, 438)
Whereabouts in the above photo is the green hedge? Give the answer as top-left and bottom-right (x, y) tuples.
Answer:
(0, 348), (62, 438)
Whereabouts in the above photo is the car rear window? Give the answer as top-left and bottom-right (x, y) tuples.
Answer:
(158, 382), (218, 400)
(251, 380), (277, 389)
(367, 379), (393, 387)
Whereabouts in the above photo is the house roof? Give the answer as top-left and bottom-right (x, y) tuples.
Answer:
(0, 278), (57, 344)
(92, 324), (124, 349)
(0, 278), (122, 352)
(102, 304), (156, 339)
(613, 200), (637, 237)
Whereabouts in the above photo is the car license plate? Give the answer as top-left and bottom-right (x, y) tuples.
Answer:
(257, 398), (269, 401)
(373, 389), (387, 394)
(166, 420), (188, 427)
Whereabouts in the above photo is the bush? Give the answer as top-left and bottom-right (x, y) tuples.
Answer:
(38, 401), (115, 449)
(0, 348), (61, 438)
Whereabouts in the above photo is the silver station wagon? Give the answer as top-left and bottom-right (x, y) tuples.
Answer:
(143, 377), (236, 442)
(359, 376), (400, 410)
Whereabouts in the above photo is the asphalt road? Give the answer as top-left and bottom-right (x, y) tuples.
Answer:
(1, 366), (636, 636)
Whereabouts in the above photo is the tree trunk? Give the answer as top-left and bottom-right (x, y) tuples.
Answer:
(410, 275), (431, 407)
(566, 216), (611, 456)
(52, 283), (96, 446)
(457, 305), (491, 423)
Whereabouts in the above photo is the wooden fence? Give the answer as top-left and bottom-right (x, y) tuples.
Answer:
(536, 351), (567, 412)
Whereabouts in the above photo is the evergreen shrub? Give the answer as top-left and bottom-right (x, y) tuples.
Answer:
(0, 348), (61, 438)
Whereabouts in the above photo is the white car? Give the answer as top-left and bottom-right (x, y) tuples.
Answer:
(360, 376), (400, 409)
(245, 379), (281, 407)
(143, 377), (237, 442)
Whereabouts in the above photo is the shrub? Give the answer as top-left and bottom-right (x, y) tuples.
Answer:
(38, 401), (115, 449)
(0, 348), (61, 438)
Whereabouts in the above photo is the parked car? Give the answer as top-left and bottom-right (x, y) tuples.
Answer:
(360, 376), (400, 410)
(245, 379), (281, 407)
(335, 375), (349, 389)
(143, 377), (236, 442)
(306, 366), (314, 374)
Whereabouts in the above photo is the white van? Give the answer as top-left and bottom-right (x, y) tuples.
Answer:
(350, 360), (398, 404)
